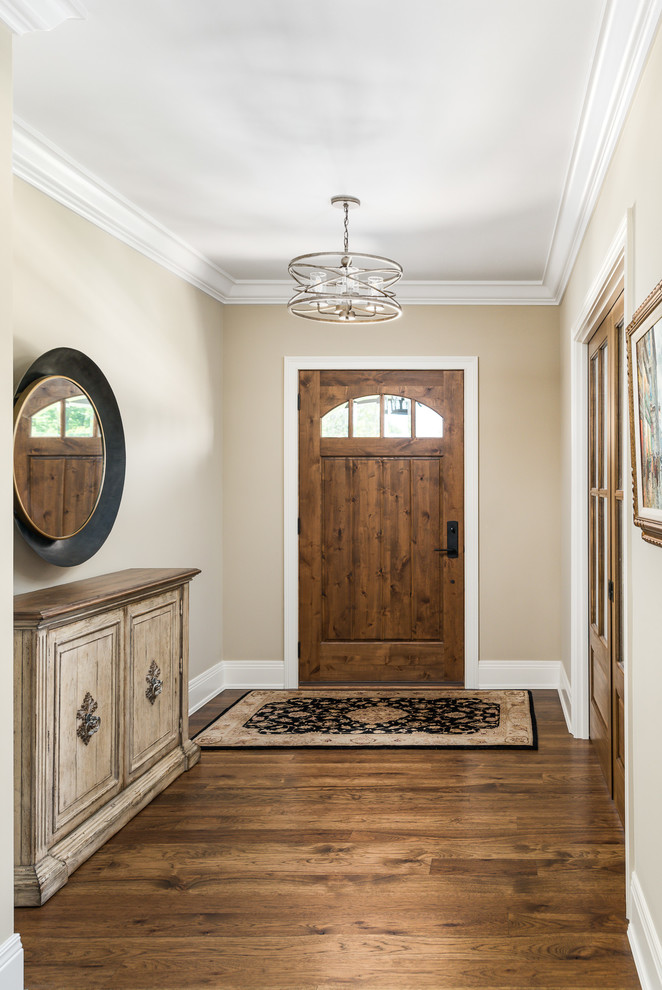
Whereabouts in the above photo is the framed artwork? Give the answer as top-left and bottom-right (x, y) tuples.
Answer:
(627, 279), (662, 547)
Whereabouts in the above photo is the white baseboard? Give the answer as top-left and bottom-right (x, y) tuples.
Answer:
(629, 871), (662, 990)
(188, 661), (225, 714)
(190, 659), (563, 710)
(219, 661), (286, 690)
(477, 660), (561, 690)
(189, 661), (286, 710)
(0, 933), (24, 990)
(558, 663), (573, 733)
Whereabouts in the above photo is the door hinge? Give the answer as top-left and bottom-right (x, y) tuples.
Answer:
(179, 716), (183, 736)
(179, 655), (183, 674)
(608, 579), (614, 602)
(297, 393), (301, 411)
(297, 516), (301, 535)
(179, 599), (183, 616)
(298, 641), (301, 659)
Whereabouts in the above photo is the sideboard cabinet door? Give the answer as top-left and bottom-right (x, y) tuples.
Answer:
(50, 610), (123, 843)
(126, 590), (181, 782)
(14, 567), (200, 906)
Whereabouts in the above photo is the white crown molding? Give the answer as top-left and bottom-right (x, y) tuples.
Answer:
(12, 122), (557, 307)
(11, 0), (660, 308)
(0, 0), (85, 34)
(13, 118), (235, 302)
(545, 0), (662, 303)
(225, 279), (555, 306)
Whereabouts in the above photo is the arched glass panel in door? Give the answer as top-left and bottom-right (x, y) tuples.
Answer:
(321, 394), (444, 439)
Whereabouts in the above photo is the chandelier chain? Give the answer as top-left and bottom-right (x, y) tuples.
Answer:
(343, 202), (349, 255)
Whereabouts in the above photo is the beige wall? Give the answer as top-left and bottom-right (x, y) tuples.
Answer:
(560, 20), (662, 946)
(222, 303), (561, 667)
(12, 180), (224, 682)
(0, 21), (16, 951)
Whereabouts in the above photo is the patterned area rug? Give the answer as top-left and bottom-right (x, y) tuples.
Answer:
(195, 689), (537, 749)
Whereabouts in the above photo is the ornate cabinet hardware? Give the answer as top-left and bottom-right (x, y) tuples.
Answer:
(145, 660), (163, 705)
(76, 692), (101, 746)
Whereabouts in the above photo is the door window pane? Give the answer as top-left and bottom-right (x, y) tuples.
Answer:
(415, 402), (444, 437)
(30, 401), (61, 437)
(384, 395), (411, 437)
(601, 342), (608, 490)
(65, 396), (96, 437)
(352, 395), (380, 437)
(321, 401), (349, 437)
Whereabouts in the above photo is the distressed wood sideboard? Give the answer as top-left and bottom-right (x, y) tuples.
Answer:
(14, 567), (201, 906)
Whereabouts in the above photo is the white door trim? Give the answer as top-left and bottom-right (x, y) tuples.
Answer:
(568, 215), (627, 739)
(283, 355), (479, 689)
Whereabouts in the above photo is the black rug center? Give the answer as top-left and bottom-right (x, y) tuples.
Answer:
(243, 696), (501, 735)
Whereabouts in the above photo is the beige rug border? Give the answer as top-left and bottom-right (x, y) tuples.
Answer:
(196, 689), (537, 749)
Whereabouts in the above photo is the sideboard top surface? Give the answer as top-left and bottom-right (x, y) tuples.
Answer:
(14, 567), (201, 623)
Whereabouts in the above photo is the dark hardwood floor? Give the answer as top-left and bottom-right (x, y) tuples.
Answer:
(16, 690), (640, 990)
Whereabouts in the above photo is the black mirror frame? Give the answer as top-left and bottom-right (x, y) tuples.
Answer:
(14, 348), (126, 566)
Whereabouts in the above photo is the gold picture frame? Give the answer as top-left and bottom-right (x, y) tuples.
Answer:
(627, 278), (662, 547)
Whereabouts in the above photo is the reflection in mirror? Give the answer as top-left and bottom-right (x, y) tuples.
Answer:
(321, 400), (349, 437)
(384, 395), (411, 437)
(352, 394), (380, 437)
(14, 376), (105, 540)
(415, 401), (444, 437)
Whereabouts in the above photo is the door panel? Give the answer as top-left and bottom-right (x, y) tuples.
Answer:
(300, 369), (464, 685)
(126, 591), (180, 782)
(411, 459), (443, 640)
(587, 290), (625, 823)
(382, 458), (413, 641)
(50, 612), (122, 841)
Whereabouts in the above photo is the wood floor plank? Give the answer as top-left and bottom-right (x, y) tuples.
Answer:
(20, 934), (640, 990)
(15, 689), (641, 990)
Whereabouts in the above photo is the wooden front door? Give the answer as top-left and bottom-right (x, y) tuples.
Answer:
(588, 291), (625, 823)
(299, 370), (464, 685)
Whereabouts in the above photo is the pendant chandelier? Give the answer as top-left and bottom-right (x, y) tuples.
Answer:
(287, 196), (403, 323)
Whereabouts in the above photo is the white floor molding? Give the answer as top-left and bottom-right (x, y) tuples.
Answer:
(219, 661), (286, 690)
(189, 662), (286, 708)
(629, 872), (662, 990)
(0, 933), (24, 990)
(558, 663), (573, 733)
(188, 661), (225, 714)
(477, 660), (561, 690)
(191, 659), (563, 709)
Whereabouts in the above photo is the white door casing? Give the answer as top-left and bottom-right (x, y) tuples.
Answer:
(283, 355), (479, 690)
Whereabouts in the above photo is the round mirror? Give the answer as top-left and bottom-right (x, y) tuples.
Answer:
(14, 376), (106, 539)
(14, 348), (125, 567)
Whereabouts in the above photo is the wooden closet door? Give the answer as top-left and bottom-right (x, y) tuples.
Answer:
(299, 370), (464, 685)
(588, 292), (625, 822)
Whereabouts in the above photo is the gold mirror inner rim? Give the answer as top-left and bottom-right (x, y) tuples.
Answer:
(13, 375), (107, 541)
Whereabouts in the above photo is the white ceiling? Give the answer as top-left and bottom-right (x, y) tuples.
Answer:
(6, 0), (662, 303)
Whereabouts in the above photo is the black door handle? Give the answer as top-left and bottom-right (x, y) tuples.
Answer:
(434, 521), (458, 558)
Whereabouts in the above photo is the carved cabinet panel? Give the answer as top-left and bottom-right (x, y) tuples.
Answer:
(14, 568), (200, 906)
(126, 592), (180, 782)
(50, 612), (122, 840)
